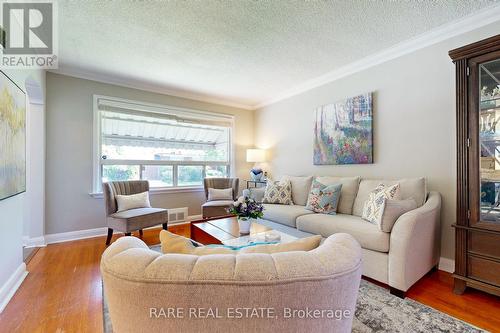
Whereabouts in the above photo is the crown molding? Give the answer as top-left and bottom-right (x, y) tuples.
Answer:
(48, 67), (255, 110)
(253, 3), (500, 109)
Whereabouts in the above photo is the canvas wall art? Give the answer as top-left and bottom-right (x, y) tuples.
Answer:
(0, 71), (26, 200)
(313, 92), (373, 165)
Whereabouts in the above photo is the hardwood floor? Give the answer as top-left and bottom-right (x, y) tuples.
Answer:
(0, 224), (498, 333)
(407, 270), (500, 332)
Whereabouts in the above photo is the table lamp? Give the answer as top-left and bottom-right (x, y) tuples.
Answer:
(246, 149), (266, 181)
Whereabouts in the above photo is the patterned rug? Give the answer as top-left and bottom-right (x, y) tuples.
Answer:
(352, 280), (485, 332)
(103, 246), (486, 332)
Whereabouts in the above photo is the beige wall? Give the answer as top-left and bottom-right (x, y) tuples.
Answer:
(254, 24), (499, 260)
(45, 73), (253, 234)
(0, 68), (45, 309)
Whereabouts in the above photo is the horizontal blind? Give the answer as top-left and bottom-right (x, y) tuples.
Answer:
(97, 95), (231, 162)
(97, 97), (234, 127)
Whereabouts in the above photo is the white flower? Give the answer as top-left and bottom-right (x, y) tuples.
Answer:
(241, 202), (247, 209)
(237, 196), (245, 203)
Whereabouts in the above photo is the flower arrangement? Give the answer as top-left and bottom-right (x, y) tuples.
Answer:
(228, 196), (264, 220)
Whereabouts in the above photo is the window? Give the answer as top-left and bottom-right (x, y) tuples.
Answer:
(93, 96), (233, 193)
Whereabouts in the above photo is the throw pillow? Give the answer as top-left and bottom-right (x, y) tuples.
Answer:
(361, 183), (401, 224)
(160, 230), (321, 255)
(207, 188), (233, 201)
(115, 191), (151, 212)
(379, 199), (417, 232)
(262, 180), (294, 205)
(238, 235), (322, 253)
(305, 179), (342, 214)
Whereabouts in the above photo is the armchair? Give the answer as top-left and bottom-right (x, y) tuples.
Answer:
(103, 180), (168, 245)
(202, 178), (239, 218)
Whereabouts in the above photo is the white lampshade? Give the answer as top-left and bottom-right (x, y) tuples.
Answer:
(246, 149), (266, 162)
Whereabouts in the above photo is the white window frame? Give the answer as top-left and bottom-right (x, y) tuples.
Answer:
(91, 95), (235, 196)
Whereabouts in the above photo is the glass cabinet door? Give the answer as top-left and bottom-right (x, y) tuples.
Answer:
(479, 58), (500, 225)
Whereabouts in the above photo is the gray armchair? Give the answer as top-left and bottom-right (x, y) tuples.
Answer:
(103, 180), (168, 245)
(202, 178), (239, 218)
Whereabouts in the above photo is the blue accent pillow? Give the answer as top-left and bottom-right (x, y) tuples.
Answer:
(305, 179), (342, 215)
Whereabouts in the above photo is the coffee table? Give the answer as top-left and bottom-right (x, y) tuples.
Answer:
(190, 216), (299, 246)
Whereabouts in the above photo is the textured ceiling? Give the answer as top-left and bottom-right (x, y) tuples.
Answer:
(55, 0), (498, 108)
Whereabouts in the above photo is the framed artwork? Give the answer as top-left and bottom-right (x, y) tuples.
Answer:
(313, 92), (373, 165)
(0, 71), (26, 200)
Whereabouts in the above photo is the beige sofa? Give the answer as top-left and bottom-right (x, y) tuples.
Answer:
(248, 176), (441, 297)
(101, 233), (362, 333)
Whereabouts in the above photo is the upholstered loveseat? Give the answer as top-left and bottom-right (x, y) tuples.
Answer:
(101, 233), (362, 333)
(247, 176), (441, 297)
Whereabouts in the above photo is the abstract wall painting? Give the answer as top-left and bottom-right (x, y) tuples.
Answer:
(313, 92), (373, 165)
(0, 71), (26, 200)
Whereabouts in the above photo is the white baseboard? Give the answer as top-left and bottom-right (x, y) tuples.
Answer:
(22, 235), (46, 248)
(44, 215), (203, 244)
(438, 257), (455, 273)
(0, 263), (28, 313)
(187, 214), (202, 221)
(44, 227), (108, 244)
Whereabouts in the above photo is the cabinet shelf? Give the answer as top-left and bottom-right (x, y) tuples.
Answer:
(479, 137), (500, 142)
(481, 96), (500, 103)
(480, 105), (500, 111)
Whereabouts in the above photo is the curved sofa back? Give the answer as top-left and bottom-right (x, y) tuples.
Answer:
(101, 233), (362, 333)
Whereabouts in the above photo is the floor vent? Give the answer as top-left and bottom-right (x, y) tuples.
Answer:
(167, 207), (188, 224)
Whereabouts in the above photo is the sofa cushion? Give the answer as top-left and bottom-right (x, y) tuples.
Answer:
(243, 187), (266, 203)
(111, 207), (166, 219)
(352, 177), (426, 217)
(281, 175), (313, 206)
(314, 176), (360, 215)
(296, 213), (390, 252)
(109, 207), (168, 232)
(202, 200), (234, 218)
(263, 204), (314, 227)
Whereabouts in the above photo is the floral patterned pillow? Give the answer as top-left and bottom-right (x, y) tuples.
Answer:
(362, 183), (401, 224)
(262, 180), (294, 205)
(305, 179), (343, 214)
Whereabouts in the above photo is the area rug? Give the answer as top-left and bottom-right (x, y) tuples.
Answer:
(352, 280), (485, 333)
(103, 246), (486, 333)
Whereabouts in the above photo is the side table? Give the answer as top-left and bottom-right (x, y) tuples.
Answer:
(246, 180), (267, 189)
